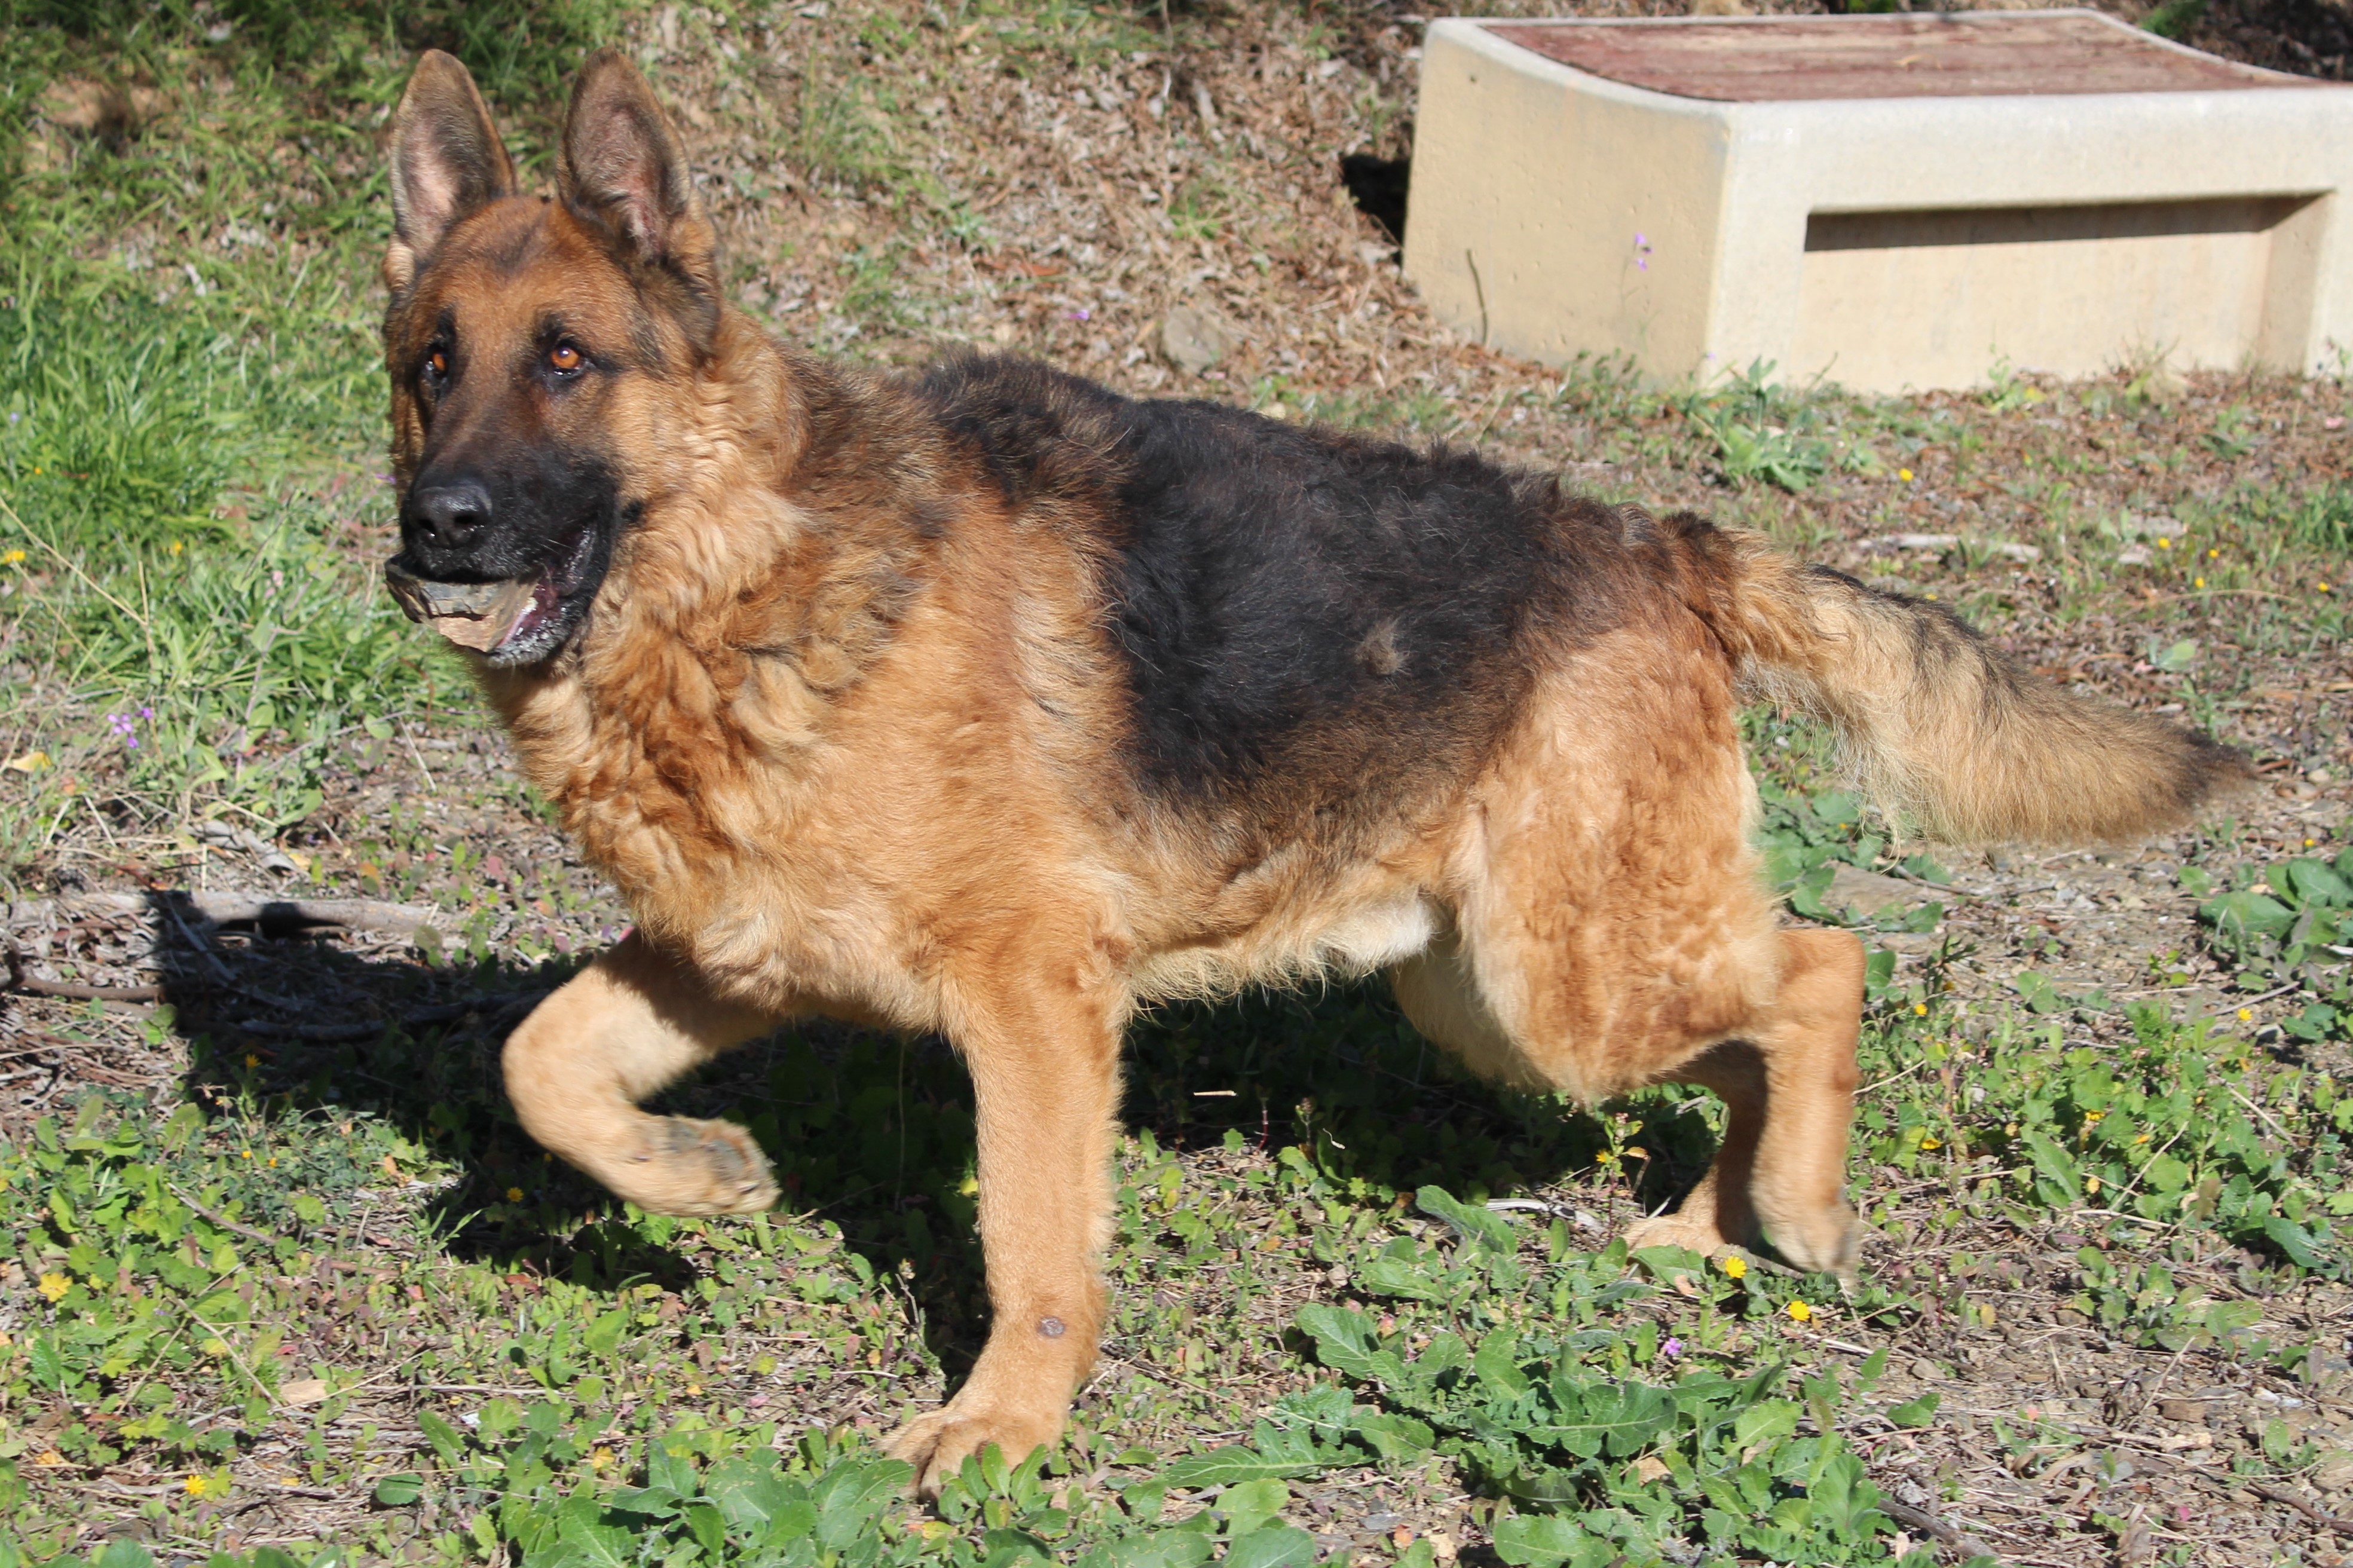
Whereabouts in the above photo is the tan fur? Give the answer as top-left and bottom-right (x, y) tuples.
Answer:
(1700, 535), (2254, 843)
(382, 49), (2245, 1493)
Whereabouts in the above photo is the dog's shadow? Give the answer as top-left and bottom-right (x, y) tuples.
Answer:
(134, 892), (1712, 1381)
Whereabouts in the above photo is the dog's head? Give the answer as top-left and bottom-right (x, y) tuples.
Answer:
(380, 49), (721, 665)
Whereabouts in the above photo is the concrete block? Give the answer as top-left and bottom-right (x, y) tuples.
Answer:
(1402, 10), (2353, 393)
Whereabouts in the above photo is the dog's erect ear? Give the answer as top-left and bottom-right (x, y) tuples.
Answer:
(386, 51), (516, 293)
(561, 49), (715, 283)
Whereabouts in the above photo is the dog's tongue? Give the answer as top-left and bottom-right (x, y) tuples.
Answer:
(384, 564), (537, 653)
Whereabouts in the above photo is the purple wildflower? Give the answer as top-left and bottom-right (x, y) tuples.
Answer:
(1660, 1337), (1684, 1361)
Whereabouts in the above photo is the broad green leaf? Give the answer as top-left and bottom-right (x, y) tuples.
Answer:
(1492, 1513), (1608, 1567)
(417, 1409), (466, 1465)
(2201, 890), (2294, 946)
(1293, 1305), (1397, 1383)
(1416, 1186), (1516, 1252)
(1073, 1534), (1216, 1568)
(1357, 1252), (1453, 1302)
(550, 1520), (638, 1568)
(373, 1473), (424, 1506)
(1732, 1399), (1801, 1451)
(1886, 1393), (1940, 1428)
(583, 1310), (629, 1358)
(1214, 1478), (1290, 1537)
(1474, 1329), (1531, 1399)
(812, 1458), (913, 1551)
(2275, 859), (2352, 909)
(1159, 1446), (1324, 1489)
(1353, 1410), (1436, 1463)
(2263, 1214), (2328, 1270)
(1220, 1525), (1317, 1568)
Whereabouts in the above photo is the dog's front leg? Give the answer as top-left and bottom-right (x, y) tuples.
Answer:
(885, 971), (1125, 1495)
(504, 930), (784, 1216)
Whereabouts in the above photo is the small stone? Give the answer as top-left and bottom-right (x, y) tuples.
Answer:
(280, 1377), (329, 1406)
(2159, 1398), (2211, 1425)
(1691, 0), (1754, 13)
(1826, 863), (1924, 915)
(1160, 305), (1234, 375)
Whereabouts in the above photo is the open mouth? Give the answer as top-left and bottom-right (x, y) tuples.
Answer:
(385, 523), (601, 662)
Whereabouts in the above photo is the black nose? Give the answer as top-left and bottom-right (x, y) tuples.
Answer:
(406, 478), (492, 550)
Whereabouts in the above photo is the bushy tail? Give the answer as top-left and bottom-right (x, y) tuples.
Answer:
(1688, 525), (2251, 844)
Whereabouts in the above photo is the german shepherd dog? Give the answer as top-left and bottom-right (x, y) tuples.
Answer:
(380, 48), (2244, 1489)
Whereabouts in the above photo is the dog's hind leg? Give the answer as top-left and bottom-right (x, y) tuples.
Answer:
(883, 950), (1127, 1496)
(503, 931), (782, 1216)
(1624, 927), (1865, 1276)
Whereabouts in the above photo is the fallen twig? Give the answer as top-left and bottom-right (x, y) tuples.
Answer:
(6, 891), (447, 937)
(167, 1184), (281, 1248)
(3, 944), (163, 1001)
(2250, 1481), (2353, 1535)
(1876, 1497), (2000, 1561)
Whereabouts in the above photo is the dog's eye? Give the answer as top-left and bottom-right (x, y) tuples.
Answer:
(422, 348), (449, 385)
(548, 342), (583, 375)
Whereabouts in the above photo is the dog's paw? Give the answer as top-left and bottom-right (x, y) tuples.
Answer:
(1765, 1202), (1859, 1281)
(620, 1115), (778, 1215)
(1623, 1209), (1737, 1258)
(883, 1399), (1064, 1497)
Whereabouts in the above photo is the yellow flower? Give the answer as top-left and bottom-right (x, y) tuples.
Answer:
(183, 1474), (207, 1496)
(507, 1187), (525, 1203)
(34, 1450), (65, 1468)
(244, 1054), (260, 1068)
(2194, 578), (2205, 589)
(1897, 468), (1914, 482)
(1786, 1300), (1812, 1322)
(1912, 1002), (1927, 1016)
(2321, 581), (2334, 593)
(168, 540), (185, 556)
(2207, 547), (2219, 559)
(1918, 1136), (1941, 1152)
(2156, 537), (2171, 549)
(37, 1272), (68, 1303)
(1721, 1255), (1748, 1280)
(590, 1446), (616, 1470)
(0, 549), (23, 565)
(2085, 1174), (2101, 1196)
(2238, 1008), (2254, 1022)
